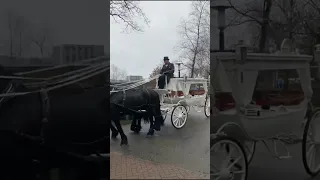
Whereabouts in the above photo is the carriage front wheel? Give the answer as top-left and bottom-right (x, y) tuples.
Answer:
(211, 136), (248, 180)
(171, 105), (188, 129)
(204, 95), (210, 118)
(302, 109), (320, 176)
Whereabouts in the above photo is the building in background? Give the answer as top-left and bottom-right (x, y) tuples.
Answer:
(126, 75), (143, 82)
(51, 44), (104, 64)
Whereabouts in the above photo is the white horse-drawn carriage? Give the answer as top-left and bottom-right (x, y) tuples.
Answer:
(111, 66), (210, 130)
(210, 40), (320, 180)
(154, 73), (210, 129)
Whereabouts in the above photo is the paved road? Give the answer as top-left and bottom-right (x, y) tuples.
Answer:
(248, 142), (320, 180)
(110, 109), (210, 176)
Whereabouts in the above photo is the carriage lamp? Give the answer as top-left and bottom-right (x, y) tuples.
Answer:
(176, 61), (183, 78)
(211, 1), (231, 51)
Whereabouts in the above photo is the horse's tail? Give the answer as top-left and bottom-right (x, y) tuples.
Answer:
(142, 113), (150, 124)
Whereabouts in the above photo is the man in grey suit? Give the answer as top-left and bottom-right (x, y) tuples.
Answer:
(158, 56), (175, 89)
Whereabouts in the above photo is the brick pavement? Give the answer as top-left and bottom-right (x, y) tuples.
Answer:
(110, 152), (209, 179)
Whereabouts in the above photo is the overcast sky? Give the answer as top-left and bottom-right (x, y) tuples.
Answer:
(111, 1), (192, 78)
(0, 0), (108, 56)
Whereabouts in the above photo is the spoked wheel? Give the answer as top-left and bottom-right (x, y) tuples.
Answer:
(211, 136), (248, 180)
(302, 109), (320, 176)
(171, 105), (188, 129)
(204, 96), (210, 118)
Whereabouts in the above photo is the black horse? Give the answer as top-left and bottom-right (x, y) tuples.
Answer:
(110, 88), (163, 145)
(0, 66), (109, 179)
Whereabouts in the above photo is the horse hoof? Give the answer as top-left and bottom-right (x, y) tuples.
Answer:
(120, 141), (128, 146)
(133, 130), (140, 134)
(147, 131), (154, 136)
(112, 132), (119, 139)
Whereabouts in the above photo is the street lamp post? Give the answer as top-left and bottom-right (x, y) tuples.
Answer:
(176, 61), (183, 78)
(211, 3), (231, 51)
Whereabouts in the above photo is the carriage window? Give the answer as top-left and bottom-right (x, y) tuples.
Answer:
(190, 84), (204, 91)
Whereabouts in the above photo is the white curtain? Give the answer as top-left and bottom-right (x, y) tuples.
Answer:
(297, 67), (313, 99)
(224, 67), (258, 107)
(239, 70), (259, 106)
(214, 60), (232, 92)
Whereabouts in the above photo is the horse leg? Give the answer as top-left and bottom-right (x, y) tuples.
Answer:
(153, 105), (163, 131)
(147, 115), (155, 136)
(112, 115), (128, 146)
(130, 115), (137, 132)
(136, 115), (142, 132)
(110, 122), (119, 139)
(132, 115), (141, 134)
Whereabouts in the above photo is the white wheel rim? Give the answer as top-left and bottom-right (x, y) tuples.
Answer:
(211, 139), (247, 180)
(205, 100), (210, 116)
(305, 115), (320, 173)
(172, 106), (187, 128)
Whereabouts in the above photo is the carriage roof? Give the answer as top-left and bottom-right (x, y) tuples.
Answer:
(213, 51), (312, 71)
(212, 39), (314, 108)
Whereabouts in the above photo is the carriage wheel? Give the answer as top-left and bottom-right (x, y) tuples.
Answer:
(211, 136), (248, 180)
(186, 106), (191, 113)
(204, 96), (210, 118)
(171, 105), (188, 129)
(302, 109), (320, 176)
(243, 141), (256, 164)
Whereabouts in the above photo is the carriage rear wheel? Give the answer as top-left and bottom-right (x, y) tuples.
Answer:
(204, 95), (210, 118)
(171, 105), (188, 129)
(302, 109), (320, 176)
(210, 136), (248, 180)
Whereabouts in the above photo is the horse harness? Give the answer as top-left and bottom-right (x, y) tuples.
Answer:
(0, 82), (50, 139)
(112, 89), (153, 114)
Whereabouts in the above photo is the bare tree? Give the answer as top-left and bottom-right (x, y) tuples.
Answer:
(31, 23), (53, 57)
(111, 64), (127, 80)
(176, 1), (209, 78)
(4, 9), (31, 58)
(149, 63), (162, 78)
(226, 0), (273, 52)
(110, 0), (150, 32)
(268, 0), (306, 49)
